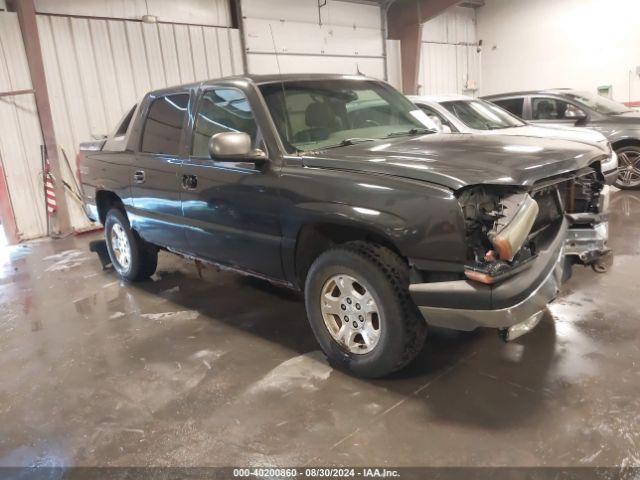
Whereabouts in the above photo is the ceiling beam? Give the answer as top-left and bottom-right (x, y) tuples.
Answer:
(386, 0), (459, 94)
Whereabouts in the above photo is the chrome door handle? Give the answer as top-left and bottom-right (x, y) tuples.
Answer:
(133, 170), (145, 184)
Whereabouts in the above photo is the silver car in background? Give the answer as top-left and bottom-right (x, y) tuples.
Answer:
(482, 89), (640, 190)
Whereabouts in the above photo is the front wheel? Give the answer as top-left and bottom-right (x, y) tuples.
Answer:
(104, 208), (158, 281)
(304, 242), (426, 378)
(614, 146), (640, 190)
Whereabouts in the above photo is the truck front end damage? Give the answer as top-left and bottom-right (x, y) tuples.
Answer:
(409, 165), (609, 340)
(560, 175), (611, 271)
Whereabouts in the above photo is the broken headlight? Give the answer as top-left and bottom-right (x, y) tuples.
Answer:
(458, 187), (539, 284)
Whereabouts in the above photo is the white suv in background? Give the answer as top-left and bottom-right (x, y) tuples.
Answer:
(408, 94), (618, 184)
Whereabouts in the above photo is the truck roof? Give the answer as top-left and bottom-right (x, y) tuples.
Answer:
(408, 94), (474, 103)
(147, 73), (379, 96)
(482, 89), (573, 99)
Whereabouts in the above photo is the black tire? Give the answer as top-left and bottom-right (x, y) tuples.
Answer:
(104, 208), (158, 281)
(304, 241), (427, 378)
(614, 145), (640, 190)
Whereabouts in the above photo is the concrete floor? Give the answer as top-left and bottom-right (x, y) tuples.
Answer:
(1, 190), (639, 469)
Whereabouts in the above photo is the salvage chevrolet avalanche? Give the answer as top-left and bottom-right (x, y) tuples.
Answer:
(79, 74), (611, 378)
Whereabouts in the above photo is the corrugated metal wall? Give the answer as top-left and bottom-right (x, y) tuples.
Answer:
(34, 7), (242, 231)
(242, 0), (386, 79)
(0, 12), (48, 240)
(419, 6), (480, 95)
(34, 0), (231, 26)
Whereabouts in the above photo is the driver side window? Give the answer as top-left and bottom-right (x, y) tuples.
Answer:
(192, 87), (258, 157)
(532, 97), (585, 120)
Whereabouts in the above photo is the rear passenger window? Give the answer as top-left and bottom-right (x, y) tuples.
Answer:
(141, 94), (189, 155)
(492, 98), (524, 118)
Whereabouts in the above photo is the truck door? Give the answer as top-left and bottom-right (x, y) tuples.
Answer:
(181, 85), (283, 279)
(130, 92), (189, 250)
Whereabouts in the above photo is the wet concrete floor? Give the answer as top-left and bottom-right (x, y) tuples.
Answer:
(0, 189), (639, 468)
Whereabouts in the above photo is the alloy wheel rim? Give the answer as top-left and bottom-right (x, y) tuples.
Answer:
(110, 223), (131, 271)
(617, 150), (640, 187)
(320, 274), (381, 354)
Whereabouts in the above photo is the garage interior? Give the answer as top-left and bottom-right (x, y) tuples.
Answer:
(1, 0), (640, 474)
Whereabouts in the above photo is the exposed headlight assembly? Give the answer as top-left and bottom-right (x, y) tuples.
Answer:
(458, 187), (540, 284)
(488, 193), (539, 262)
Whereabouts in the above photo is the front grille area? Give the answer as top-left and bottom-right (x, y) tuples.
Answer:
(530, 167), (602, 234)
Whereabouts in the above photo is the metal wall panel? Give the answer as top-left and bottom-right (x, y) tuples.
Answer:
(0, 12), (47, 240)
(36, 14), (243, 231)
(34, 0), (231, 27)
(242, 0), (386, 79)
(422, 5), (476, 44)
(419, 6), (480, 95)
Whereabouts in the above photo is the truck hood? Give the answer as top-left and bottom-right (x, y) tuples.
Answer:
(478, 124), (606, 146)
(302, 133), (607, 191)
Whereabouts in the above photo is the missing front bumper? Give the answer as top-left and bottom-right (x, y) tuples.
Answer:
(409, 219), (567, 334)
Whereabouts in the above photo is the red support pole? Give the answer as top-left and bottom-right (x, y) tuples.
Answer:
(7, 0), (72, 236)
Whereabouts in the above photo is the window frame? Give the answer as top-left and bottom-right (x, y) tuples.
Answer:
(530, 96), (587, 122)
(189, 85), (263, 160)
(491, 97), (526, 120)
(138, 91), (191, 157)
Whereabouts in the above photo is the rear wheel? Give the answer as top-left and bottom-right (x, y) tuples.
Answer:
(614, 146), (640, 190)
(104, 208), (158, 281)
(304, 241), (426, 378)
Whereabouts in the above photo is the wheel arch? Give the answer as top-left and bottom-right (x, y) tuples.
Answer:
(95, 190), (126, 225)
(612, 137), (640, 151)
(293, 221), (405, 289)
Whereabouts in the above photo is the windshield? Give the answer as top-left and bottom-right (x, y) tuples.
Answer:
(259, 79), (437, 152)
(441, 99), (526, 130)
(563, 90), (631, 115)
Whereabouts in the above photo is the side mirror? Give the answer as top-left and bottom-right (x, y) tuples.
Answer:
(564, 105), (587, 122)
(208, 132), (267, 163)
(440, 125), (452, 134)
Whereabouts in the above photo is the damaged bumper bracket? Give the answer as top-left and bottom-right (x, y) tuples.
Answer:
(565, 184), (611, 267)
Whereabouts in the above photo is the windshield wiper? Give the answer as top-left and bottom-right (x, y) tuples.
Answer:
(386, 127), (435, 138)
(320, 137), (377, 150)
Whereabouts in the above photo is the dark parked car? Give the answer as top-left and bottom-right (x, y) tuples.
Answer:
(483, 89), (640, 189)
(79, 74), (610, 378)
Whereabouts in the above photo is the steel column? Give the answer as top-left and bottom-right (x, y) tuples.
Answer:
(7, 0), (72, 235)
(387, 0), (459, 94)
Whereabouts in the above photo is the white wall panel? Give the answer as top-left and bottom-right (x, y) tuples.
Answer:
(35, 0), (231, 27)
(36, 14), (243, 231)
(419, 6), (480, 95)
(242, 0), (386, 79)
(477, 0), (640, 102)
(0, 12), (47, 240)
(385, 39), (402, 91)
